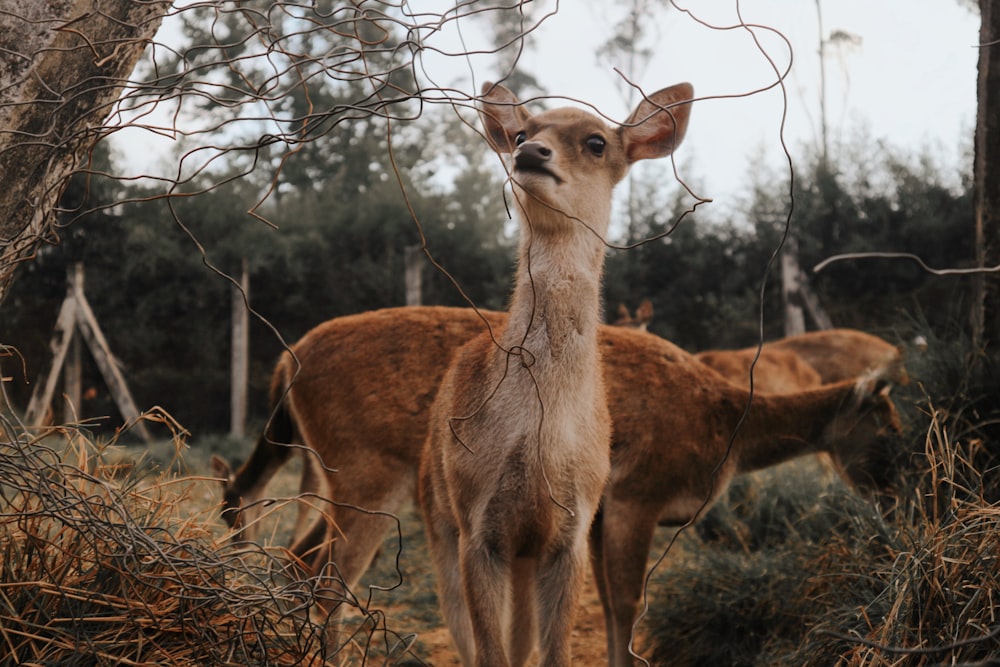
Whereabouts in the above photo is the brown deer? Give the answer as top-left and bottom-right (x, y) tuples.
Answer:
(212, 309), (901, 667)
(612, 299), (654, 331)
(694, 329), (907, 495)
(695, 346), (822, 393)
(764, 328), (908, 385)
(697, 329), (907, 391)
(589, 327), (898, 667)
(417, 81), (694, 667)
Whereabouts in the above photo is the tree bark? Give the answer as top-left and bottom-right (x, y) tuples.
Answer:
(0, 1), (169, 305)
(781, 236), (807, 337)
(973, 0), (1000, 358)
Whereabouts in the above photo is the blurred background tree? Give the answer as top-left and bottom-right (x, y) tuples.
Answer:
(0, 1), (983, 439)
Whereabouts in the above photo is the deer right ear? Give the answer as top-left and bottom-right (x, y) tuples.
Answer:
(210, 454), (233, 484)
(478, 81), (531, 154)
(622, 82), (694, 163)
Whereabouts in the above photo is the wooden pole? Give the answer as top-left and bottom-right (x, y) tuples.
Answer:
(404, 244), (423, 306)
(63, 263), (83, 423)
(24, 276), (77, 425)
(71, 267), (153, 443)
(63, 321), (82, 423)
(781, 236), (807, 337)
(230, 259), (249, 438)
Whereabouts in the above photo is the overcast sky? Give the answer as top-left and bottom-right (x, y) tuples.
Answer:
(415, 0), (982, 216)
(118, 1), (981, 222)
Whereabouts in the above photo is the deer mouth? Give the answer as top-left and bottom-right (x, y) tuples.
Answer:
(513, 164), (563, 185)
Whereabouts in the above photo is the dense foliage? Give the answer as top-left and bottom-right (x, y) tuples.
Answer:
(644, 335), (1000, 665)
(2, 132), (974, 437)
(0, 2), (974, 439)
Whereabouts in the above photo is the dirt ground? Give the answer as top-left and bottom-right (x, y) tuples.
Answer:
(184, 446), (668, 666)
(403, 576), (611, 666)
(338, 501), (647, 666)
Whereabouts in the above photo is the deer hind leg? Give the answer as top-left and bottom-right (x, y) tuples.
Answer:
(533, 539), (588, 667)
(588, 513), (616, 663)
(291, 447), (326, 541)
(460, 536), (513, 667)
(289, 460), (415, 657)
(508, 557), (538, 667)
(599, 500), (661, 667)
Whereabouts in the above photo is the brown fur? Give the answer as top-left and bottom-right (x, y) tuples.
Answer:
(695, 347), (823, 393)
(212, 308), (901, 667)
(695, 329), (907, 394)
(765, 328), (908, 385)
(694, 329), (907, 498)
(590, 328), (898, 667)
(417, 81), (693, 667)
(612, 300), (654, 331)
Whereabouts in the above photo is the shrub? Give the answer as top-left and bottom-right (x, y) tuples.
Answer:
(0, 415), (414, 665)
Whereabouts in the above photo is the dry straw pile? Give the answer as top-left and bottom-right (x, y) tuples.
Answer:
(0, 416), (409, 666)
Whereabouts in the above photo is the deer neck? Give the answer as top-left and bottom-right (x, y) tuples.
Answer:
(501, 213), (607, 372)
(732, 383), (855, 473)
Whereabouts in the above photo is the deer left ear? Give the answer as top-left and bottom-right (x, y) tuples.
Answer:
(478, 81), (533, 155)
(621, 82), (694, 163)
(210, 454), (234, 483)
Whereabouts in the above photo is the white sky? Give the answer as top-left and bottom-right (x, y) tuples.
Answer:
(118, 1), (981, 219)
(415, 0), (982, 216)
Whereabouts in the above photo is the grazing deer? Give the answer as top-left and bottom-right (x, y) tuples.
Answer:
(694, 329), (908, 495)
(591, 327), (899, 667)
(212, 307), (902, 667)
(696, 329), (907, 394)
(764, 328), (908, 386)
(417, 81), (693, 667)
(695, 346), (822, 393)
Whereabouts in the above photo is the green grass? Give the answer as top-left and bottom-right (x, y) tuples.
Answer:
(642, 334), (1000, 666)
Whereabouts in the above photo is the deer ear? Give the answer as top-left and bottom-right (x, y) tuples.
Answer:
(636, 298), (654, 323)
(478, 81), (531, 154)
(210, 454), (233, 483)
(621, 82), (694, 163)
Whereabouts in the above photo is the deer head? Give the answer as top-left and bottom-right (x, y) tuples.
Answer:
(477, 81), (694, 237)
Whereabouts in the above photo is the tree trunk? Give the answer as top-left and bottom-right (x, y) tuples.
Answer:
(973, 0), (1000, 359)
(781, 236), (807, 337)
(0, 1), (169, 305)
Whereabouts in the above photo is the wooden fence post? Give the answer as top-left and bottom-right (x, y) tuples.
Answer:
(404, 244), (423, 306)
(230, 259), (249, 439)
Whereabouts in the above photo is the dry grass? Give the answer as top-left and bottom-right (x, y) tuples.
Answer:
(4, 332), (999, 665)
(644, 402), (1000, 667)
(0, 414), (420, 666)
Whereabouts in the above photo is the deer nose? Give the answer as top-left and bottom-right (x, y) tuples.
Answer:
(514, 141), (552, 170)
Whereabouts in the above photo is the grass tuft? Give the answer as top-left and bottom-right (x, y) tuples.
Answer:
(0, 414), (415, 666)
(645, 332), (1000, 666)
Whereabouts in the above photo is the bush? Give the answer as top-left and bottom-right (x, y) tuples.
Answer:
(0, 414), (416, 665)
(644, 335), (1000, 666)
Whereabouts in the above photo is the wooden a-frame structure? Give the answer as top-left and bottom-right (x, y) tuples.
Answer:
(24, 263), (152, 443)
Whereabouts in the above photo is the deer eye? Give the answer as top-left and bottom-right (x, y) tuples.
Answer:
(514, 131), (527, 146)
(586, 135), (606, 156)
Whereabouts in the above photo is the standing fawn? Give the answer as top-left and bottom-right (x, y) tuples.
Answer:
(418, 81), (693, 667)
(212, 307), (901, 666)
